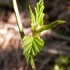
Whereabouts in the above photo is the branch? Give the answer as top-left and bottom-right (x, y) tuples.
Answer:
(12, 0), (25, 39)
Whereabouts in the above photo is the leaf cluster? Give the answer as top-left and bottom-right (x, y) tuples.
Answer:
(22, 0), (65, 69)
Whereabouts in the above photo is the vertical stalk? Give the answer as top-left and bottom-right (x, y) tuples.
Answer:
(12, 0), (25, 39)
(31, 57), (36, 70)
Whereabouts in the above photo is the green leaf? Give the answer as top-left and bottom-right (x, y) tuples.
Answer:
(22, 36), (44, 63)
(38, 20), (66, 32)
(29, 5), (35, 30)
(34, 0), (44, 26)
(29, 0), (44, 30)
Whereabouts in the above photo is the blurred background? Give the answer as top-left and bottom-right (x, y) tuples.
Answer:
(0, 0), (70, 70)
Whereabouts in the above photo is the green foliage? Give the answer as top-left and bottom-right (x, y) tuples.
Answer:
(22, 36), (44, 70)
(53, 65), (64, 70)
(29, 0), (65, 37)
(22, 36), (44, 63)
(38, 20), (66, 32)
(12, 0), (65, 70)
(53, 56), (69, 70)
(56, 56), (69, 65)
(29, 0), (44, 31)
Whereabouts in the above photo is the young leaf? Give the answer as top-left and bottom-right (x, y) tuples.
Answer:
(22, 36), (44, 63)
(29, 0), (44, 30)
(38, 20), (66, 32)
(34, 0), (44, 27)
(29, 5), (35, 30)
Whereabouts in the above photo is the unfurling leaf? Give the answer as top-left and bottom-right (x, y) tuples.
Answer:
(38, 20), (66, 32)
(29, 0), (44, 31)
(29, 5), (35, 30)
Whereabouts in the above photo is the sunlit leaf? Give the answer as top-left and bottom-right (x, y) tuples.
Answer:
(22, 36), (44, 63)
(38, 20), (66, 32)
(29, 5), (35, 30)
(29, 0), (44, 30)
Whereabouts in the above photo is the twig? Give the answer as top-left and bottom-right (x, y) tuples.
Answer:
(12, 0), (25, 39)
(51, 31), (70, 41)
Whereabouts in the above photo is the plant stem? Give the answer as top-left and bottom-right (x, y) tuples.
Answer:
(31, 57), (36, 70)
(12, 0), (25, 39)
